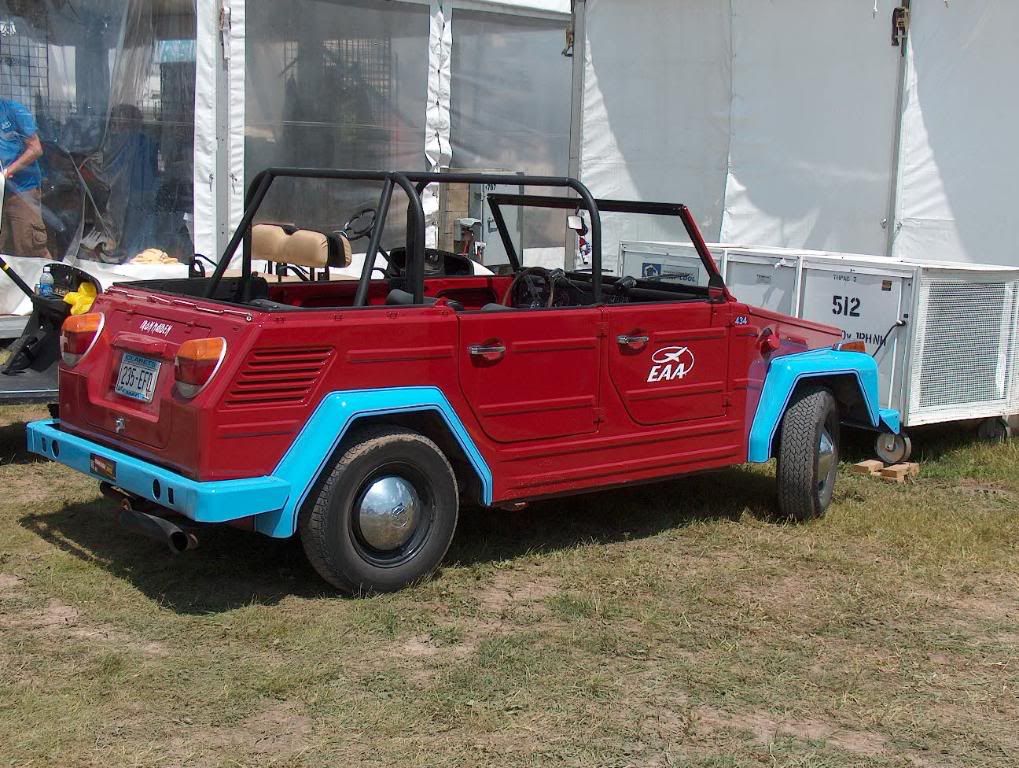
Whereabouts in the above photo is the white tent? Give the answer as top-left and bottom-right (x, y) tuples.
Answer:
(0, 0), (572, 317)
(575, 0), (1019, 270)
(193, 0), (572, 261)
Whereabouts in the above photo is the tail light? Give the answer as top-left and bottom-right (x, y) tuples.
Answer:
(60, 312), (105, 366)
(174, 337), (227, 398)
(837, 340), (867, 353)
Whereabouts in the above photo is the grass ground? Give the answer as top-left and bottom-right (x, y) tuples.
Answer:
(0, 404), (1017, 767)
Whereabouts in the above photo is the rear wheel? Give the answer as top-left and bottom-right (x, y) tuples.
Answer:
(776, 386), (839, 521)
(299, 426), (459, 594)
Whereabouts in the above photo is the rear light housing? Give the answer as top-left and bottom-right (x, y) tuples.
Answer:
(174, 337), (227, 398)
(60, 312), (105, 366)
(837, 340), (868, 353)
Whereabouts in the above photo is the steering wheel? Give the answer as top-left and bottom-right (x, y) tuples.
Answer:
(343, 206), (378, 241)
(502, 267), (554, 308)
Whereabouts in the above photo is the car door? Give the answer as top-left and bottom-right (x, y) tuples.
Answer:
(604, 300), (733, 426)
(457, 307), (602, 443)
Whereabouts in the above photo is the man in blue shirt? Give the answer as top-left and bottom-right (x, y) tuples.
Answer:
(0, 98), (50, 258)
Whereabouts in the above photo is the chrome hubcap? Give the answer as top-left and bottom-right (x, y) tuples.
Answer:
(817, 430), (836, 490)
(356, 476), (421, 551)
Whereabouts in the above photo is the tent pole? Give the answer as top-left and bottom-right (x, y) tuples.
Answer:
(885, 0), (911, 258)
(565, 0), (587, 271)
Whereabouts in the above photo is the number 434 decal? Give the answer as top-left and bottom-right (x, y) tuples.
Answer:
(832, 295), (861, 317)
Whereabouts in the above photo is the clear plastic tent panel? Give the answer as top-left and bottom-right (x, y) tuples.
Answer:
(450, 9), (571, 253)
(244, 0), (429, 244)
(0, 0), (197, 265)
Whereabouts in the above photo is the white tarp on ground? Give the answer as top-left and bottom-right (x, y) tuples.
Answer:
(580, 0), (1019, 269)
(892, 0), (1019, 267)
(0, 257), (187, 317)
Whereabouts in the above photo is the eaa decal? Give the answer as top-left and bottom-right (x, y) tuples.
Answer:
(647, 346), (695, 383)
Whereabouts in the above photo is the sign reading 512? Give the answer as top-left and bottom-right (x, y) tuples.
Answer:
(832, 295), (861, 317)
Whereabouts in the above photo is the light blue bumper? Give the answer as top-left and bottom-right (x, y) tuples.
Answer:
(26, 419), (290, 524)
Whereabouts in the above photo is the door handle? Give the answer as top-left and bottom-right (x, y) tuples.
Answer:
(616, 334), (649, 349)
(468, 343), (506, 362)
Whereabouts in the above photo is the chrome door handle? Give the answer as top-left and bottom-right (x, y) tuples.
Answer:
(617, 335), (649, 347)
(468, 343), (506, 361)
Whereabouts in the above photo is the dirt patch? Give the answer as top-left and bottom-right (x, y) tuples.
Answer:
(171, 701), (313, 763)
(475, 573), (559, 614)
(695, 706), (888, 757)
(13, 598), (80, 629)
(954, 594), (1017, 623)
(0, 573), (23, 594)
(1, 597), (166, 657)
(954, 480), (1014, 500)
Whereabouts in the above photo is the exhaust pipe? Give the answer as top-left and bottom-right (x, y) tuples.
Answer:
(117, 505), (199, 554)
(102, 483), (198, 554)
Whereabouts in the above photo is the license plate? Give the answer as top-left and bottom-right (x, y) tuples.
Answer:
(90, 454), (117, 482)
(115, 353), (161, 402)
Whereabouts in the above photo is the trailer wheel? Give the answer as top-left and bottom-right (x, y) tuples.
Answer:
(299, 426), (458, 595)
(976, 417), (1011, 443)
(776, 386), (840, 521)
(875, 432), (912, 464)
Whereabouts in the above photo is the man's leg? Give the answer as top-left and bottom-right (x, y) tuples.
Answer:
(0, 196), (11, 254)
(5, 189), (51, 259)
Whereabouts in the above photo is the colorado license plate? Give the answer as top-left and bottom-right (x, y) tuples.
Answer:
(115, 353), (161, 402)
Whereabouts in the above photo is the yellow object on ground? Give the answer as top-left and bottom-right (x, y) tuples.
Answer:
(63, 282), (97, 315)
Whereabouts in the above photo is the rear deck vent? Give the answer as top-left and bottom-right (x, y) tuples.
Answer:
(224, 347), (333, 408)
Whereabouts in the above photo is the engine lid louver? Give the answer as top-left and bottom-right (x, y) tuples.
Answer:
(224, 347), (333, 408)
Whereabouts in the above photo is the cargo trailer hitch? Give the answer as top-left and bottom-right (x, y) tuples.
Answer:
(100, 483), (199, 554)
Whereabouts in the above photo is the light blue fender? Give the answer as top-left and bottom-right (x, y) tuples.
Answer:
(253, 386), (493, 538)
(747, 348), (901, 463)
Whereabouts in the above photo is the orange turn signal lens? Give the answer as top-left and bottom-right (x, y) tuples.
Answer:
(60, 312), (105, 366)
(838, 340), (867, 353)
(174, 337), (227, 398)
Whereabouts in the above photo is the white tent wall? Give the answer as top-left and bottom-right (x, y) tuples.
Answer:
(892, 1), (1019, 267)
(580, 0), (733, 273)
(719, 0), (900, 256)
(579, 0), (1019, 269)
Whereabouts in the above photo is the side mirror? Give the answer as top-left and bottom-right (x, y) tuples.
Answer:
(567, 214), (588, 236)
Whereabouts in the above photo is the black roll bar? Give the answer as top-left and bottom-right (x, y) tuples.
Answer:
(204, 169), (426, 302)
(485, 193), (728, 294)
(205, 169), (604, 304)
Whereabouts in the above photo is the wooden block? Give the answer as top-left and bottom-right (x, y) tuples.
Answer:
(880, 463), (920, 482)
(851, 460), (884, 476)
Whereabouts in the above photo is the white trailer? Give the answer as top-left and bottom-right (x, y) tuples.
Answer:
(622, 242), (1019, 460)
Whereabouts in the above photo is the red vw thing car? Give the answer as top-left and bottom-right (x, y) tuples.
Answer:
(28, 170), (901, 594)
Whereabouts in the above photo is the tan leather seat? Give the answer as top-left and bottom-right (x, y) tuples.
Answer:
(251, 223), (353, 273)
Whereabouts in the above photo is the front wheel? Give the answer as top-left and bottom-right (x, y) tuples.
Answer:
(299, 426), (459, 594)
(776, 386), (840, 521)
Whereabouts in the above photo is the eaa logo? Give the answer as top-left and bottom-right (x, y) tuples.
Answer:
(139, 319), (173, 337)
(647, 346), (695, 383)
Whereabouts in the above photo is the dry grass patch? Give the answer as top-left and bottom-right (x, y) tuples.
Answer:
(0, 409), (1017, 766)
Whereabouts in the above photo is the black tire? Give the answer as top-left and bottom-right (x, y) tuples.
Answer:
(299, 426), (459, 595)
(776, 386), (840, 521)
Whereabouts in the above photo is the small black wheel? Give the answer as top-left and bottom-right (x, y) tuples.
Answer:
(976, 417), (1011, 443)
(299, 426), (459, 594)
(875, 432), (912, 464)
(776, 386), (840, 521)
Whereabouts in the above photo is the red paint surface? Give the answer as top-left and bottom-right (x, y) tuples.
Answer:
(57, 277), (840, 502)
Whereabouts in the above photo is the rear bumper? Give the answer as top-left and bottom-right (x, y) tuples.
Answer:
(26, 419), (290, 524)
